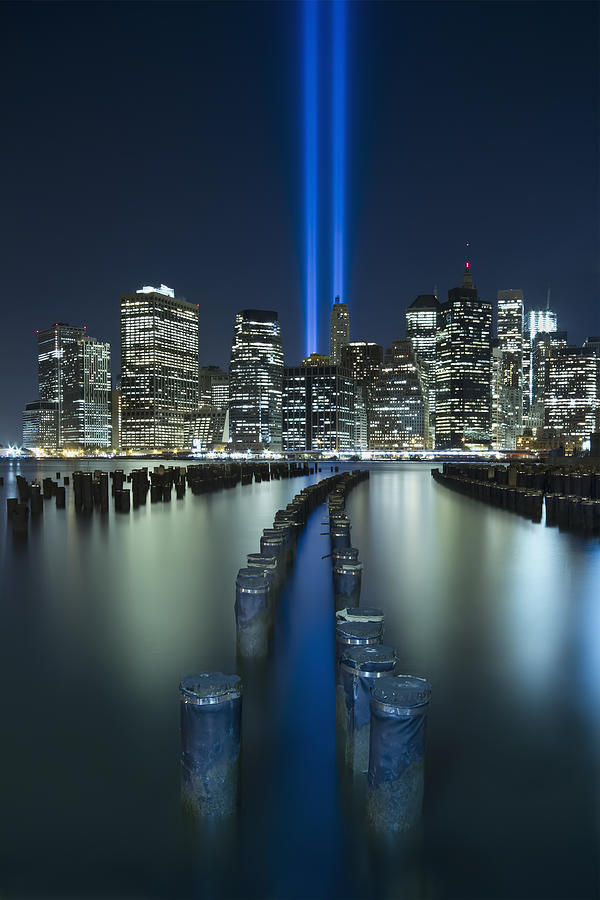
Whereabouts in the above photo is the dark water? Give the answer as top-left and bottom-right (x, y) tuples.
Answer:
(1, 461), (598, 899)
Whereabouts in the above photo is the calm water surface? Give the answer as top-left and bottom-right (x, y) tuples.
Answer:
(0, 461), (598, 899)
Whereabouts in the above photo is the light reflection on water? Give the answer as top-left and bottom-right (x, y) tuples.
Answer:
(0, 460), (598, 899)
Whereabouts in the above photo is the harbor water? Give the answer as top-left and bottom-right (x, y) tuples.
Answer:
(0, 460), (598, 899)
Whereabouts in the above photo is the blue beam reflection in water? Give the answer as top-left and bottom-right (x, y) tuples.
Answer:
(0, 460), (598, 898)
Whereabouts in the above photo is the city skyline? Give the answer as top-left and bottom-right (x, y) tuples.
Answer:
(1, 1), (598, 442)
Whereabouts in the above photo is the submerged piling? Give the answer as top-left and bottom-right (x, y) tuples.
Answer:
(338, 645), (397, 776)
(366, 675), (432, 835)
(180, 673), (242, 821)
(235, 568), (271, 658)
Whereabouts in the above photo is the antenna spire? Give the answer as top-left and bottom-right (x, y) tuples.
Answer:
(546, 282), (551, 310)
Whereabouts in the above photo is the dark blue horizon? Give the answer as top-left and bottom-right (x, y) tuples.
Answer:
(0, 0), (598, 443)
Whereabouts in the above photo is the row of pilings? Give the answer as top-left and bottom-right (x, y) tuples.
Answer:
(182, 470), (363, 821)
(5, 461), (318, 537)
(431, 462), (600, 534)
(181, 467), (435, 844)
(326, 474), (433, 838)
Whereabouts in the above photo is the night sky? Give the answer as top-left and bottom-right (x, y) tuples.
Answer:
(1, 1), (598, 443)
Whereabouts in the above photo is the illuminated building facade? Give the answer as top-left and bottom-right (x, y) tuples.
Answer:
(406, 294), (440, 448)
(330, 297), (350, 365)
(199, 366), (229, 409)
(37, 323), (85, 446)
(111, 388), (121, 452)
(121, 285), (199, 451)
(492, 290), (525, 448)
(229, 309), (283, 451)
(527, 331), (568, 432)
(282, 364), (355, 452)
(435, 265), (492, 449)
(22, 401), (58, 451)
(187, 406), (227, 449)
(60, 337), (112, 448)
(544, 346), (600, 447)
(340, 340), (383, 443)
(370, 340), (425, 450)
(36, 323), (111, 449)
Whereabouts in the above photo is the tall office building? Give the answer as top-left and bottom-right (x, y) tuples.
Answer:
(330, 297), (350, 365)
(406, 294), (440, 448)
(199, 365), (229, 409)
(524, 306), (558, 414)
(229, 309), (284, 451)
(435, 264), (492, 449)
(120, 284), (199, 451)
(35, 323), (111, 449)
(282, 362), (355, 452)
(111, 388), (122, 452)
(37, 323), (85, 446)
(497, 290), (524, 353)
(545, 347), (600, 447)
(370, 340), (425, 450)
(22, 401), (58, 450)
(60, 336), (112, 448)
(495, 290), (525, 448)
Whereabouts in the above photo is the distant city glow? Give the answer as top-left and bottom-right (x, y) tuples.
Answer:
(332, 0), (346, 303)
(304, 0), (318, 356)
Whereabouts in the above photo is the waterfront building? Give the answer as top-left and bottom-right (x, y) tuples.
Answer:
(497, 290), (524, 354)
(199, 365), (229, 409)
(370, 340), (425, 450)
(36, 323), (111, 449)
(340, 341), (383, 443)
(111, 388), (121, 452)
(330, 297), (350, 365)
(229, 309), (283, 451)
(282, 363), (354, 452)
(22, 401), (58, 451)
(120, 284), (199, 451)
(527, 331), (568, 433)
(406, 294), (440, 448)
(524, 305), (558, 413)
(583, 336), (600, 355)
(353, 385), (369, 451)
(60, 336), (112, 448)
(435, 264), (492, 449)
(187, 405), (228, 450)
(544, 346), (600, 447)
(37, 323), (85, 446)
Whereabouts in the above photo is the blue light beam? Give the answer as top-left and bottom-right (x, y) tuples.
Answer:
(332, 0), (346, 303)
(304, 1), (318, 356)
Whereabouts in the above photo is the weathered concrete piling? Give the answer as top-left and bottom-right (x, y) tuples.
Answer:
(366, 675), (432, 835)
(335, 621), (384, 679)
(30, 483), (43, 516)
(235, 568), (271, 658)
(55, 486), (66, 508)
(338, 645), (397, 775)
(332, 556), (363, 612)
(180, 673), (242, 820)
(247, 552), (280, 593)
(9, 502), (29, 537)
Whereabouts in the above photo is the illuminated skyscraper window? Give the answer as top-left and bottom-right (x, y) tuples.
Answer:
(330, 297), (350, 365)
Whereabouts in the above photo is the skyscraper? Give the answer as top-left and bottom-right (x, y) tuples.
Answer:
(340, 340), (383, 444)
(199, 365), (229, 409)
(61, 336), (112, 448)
(35, 323), (111, 449)
(330, 297), (350, 365)
(37, 322), (85, 446)
(22, 401), (58, 451)
(120, 284), (199, 451)
(282, 362), (355, 452)
(495, 290), (524, 448)
(370, 340), (425, 450)
(545, 346), (600, 447)
(406, 294), (440, 448)
(229, 309), (283, 451)
(435, 264), (492, 448)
